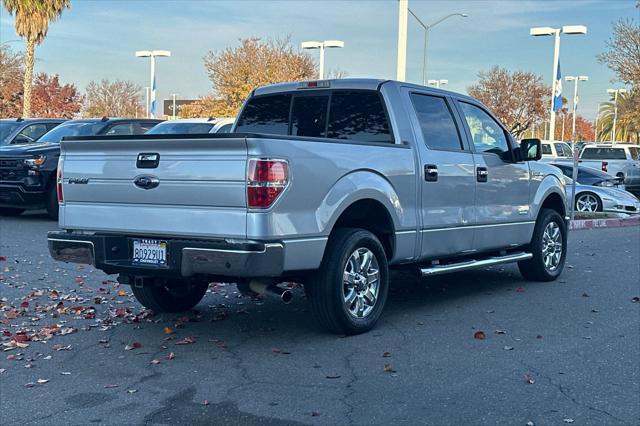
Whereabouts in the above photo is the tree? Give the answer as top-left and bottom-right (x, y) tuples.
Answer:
(598, 18), (640, 85)
(194, 37), (316, 117)
(467, 66), (549, 138)
(84, 79), (143, 118)
(31, 73), (82, 118)
(0, 44), (24, 117)
(596, 90), (640, 143)
(3, 0), (71, 118)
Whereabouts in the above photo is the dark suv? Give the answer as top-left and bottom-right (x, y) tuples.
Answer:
(0, 117), (162, 219)
(0, 118), (66, 145)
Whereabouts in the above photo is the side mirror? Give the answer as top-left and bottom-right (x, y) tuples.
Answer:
(519, 138), (542, 161)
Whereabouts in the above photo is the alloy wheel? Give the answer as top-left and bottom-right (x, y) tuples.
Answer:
(542, 221), (563, 271)
(342, 247), (380, 319)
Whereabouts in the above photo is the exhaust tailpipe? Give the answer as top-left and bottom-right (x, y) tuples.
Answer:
(249, 280), (293, 304)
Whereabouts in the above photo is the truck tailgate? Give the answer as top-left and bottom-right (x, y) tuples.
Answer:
(59, 137), (247, 239)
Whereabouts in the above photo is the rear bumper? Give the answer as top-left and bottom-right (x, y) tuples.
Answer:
(47, 231), (284, 278)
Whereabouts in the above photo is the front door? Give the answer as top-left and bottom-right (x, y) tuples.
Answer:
(455, 101), (532, 251)
(404, 90), (477, 259)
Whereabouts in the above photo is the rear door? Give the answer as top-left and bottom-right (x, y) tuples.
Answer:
(59, 137), (248, 239)
(403, 89), (476, 258)
(455, 101), (532, 251)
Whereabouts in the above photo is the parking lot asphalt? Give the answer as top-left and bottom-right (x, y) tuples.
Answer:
(0, 212), (638, 426)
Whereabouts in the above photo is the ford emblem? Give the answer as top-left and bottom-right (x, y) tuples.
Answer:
(134, 175), (160, 190)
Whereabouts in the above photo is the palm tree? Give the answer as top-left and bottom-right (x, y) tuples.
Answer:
(3, 0), (71, 118)
(596, 90), (640, 143)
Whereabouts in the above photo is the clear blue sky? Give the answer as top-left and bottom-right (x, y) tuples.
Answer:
(0, 0), (637, 120)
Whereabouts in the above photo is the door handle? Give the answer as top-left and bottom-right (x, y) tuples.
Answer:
(477, 166), (488, 182)
(424, 164), (438, 182)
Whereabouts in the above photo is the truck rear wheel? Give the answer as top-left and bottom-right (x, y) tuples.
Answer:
(130, 278), (209, 313)
(518, 208), (567, 282)
(308, 228), (389, 335)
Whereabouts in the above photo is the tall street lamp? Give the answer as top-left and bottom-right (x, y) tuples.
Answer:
(565, 75), (588, 221)
(408, 10), (467, 85)
(594, 102), (603, 142)
(135, 50), (171, 118)
(301, 40), (344, 80)
(143, 87), (150, 118)
(607, 88), (627, 143)
(427, 79), (448, 88)
(530, 25), (587, 141)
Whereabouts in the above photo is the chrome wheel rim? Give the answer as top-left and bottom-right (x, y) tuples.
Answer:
(343, 247), (380, 319)
(542, 222), (563, 271)
(576, 194), (598, 212)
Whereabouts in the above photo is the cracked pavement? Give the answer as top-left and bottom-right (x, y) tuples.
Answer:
(1, 212), (638, 425)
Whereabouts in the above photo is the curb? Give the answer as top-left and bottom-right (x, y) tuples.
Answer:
(570, 216), (640, 230)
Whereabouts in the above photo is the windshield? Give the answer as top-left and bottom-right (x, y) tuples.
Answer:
(146, 122), (214, 135)
(0, 122), (22, 144)
(38, 122), (105, 143)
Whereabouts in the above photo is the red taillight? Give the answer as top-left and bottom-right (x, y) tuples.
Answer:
(56, 158), (64, 204)
(247, 159), (288, 209)
(601, 161), (608, 172)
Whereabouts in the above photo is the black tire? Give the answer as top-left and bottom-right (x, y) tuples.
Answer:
(574, 192), (602, 213)
(46, 183), (59, 220)
(130, 278), (208, 313)
(0, 208), (25, 216)
(518, 208), (567, 282)
(308, 228), (389, 335)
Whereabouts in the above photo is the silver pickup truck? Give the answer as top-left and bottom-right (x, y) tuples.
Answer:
(48, 79), (568, 335)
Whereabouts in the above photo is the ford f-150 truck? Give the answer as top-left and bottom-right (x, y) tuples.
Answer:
(48, 79), (568, 335)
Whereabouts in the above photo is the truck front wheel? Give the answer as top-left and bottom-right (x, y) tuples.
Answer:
(518, 208), (567, 281)
(308, 228), (389, 335)
(130, 278), (209, 313)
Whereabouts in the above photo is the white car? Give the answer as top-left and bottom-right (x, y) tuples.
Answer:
(540, 140), (573, 161)
(145, 118), (235, 135)
(562, 176), (640, 214)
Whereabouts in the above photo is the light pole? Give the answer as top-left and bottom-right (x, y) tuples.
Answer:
(135, 50), (171, 118)
(143, 87), (150, 118)
(301, 40), (344, 80)
(594, 103), (602, 142)
(397, 0), (409, 81)
(170, 93), (178, 120)
(408, 9), (467, 85)
(530, 25), (587, 142)
(427, 79), (448, 88)
(607, 88), (627, 143)
(565, 75), (588, 221)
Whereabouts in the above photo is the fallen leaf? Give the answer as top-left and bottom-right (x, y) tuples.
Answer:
(163, 327), (174, 335)
(4, 310), (18, 320)
(36, 378), (49, 384)
(526, 422), (535, 426)
(311, 412), (320, 417)
(127, 389), (137, 394)
(325, 374), (341, 379)
(175, 336), (195, 345)
(503, 346), (514, 351)
(524, 373), (535, 384)
(473, 331), (486, 340)
(24, 382), (35, 388)
(20, 300), (29, 308)
(515, 287), (525, 293)
(124, 342), (142, 351)
(494, 330), (506, 335)
(563, 419), (574, 424)
(117, 289), (127, 297)
(382, 351), (392, 357)
(0, 256), (6, 261)
(582, 293), (589, 297)
(383, 364), (396, 373)
(104, 384), (119, 389)
(167, 352), (175, 360)
(591, 308), (599, 313)
(271, 347), (281, 353)
(203, 400), (210, 406)
(60, 372), (71, 375)
(150, 359), (161, 365)
(631, 297), (639, 303)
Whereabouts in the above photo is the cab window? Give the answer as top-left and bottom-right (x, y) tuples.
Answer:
(459, 102), (509, 155)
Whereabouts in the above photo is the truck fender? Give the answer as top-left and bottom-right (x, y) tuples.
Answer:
(531, 174), (568, 219)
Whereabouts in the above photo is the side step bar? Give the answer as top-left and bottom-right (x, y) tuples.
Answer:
(420, 252), (532, 277)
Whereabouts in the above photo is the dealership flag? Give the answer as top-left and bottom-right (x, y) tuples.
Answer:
(553, 63), (563, 112)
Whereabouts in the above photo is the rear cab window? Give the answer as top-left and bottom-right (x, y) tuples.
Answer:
(235, 90), (393, 144)
(580, 147), (627, 160)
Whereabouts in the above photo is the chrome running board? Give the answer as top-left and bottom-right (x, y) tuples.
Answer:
(420, 252), (532, 277)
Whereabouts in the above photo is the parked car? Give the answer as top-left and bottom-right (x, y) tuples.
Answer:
(562, 175), (639, 214)
(0, 117), (162, 219)
(550, 162), (625, 189)
(145, 118), (235, 135)
(0, 118), (66, 146)
(540, 140), (573, 161)
(48, 79), (568, 335)
(579, 144), (640, 196)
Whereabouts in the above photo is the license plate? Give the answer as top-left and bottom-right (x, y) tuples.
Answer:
(132, 239), (167, 266)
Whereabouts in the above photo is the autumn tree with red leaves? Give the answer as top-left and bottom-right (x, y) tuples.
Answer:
(31, 73), (83, 118)
(467, 66), (549, 138)
(554, 113), (594, 142)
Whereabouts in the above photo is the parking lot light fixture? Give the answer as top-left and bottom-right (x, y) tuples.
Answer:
(607, 88), (628, 143)
(427, 79), (448, 88)
(135, 50), (171, 118)
(530, 25), (587, 142)
(565, 75), (589, 221)
(301, 40), (344, 80)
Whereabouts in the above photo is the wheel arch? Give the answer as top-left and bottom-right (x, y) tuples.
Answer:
(533, 175), (568, 219)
